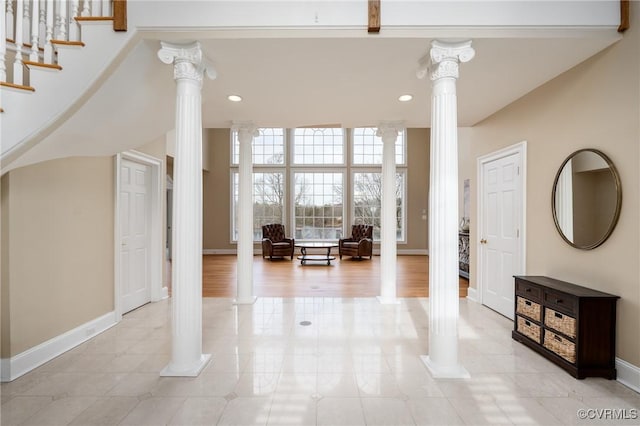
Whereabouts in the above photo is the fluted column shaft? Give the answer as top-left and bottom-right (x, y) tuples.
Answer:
(158, 42), (215, 377)
(235, 123), (258, 304)
(420, 40), (474, 378)
(377, 123), (402, 304)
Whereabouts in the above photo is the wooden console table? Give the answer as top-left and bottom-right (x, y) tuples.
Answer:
(512, 275), (619, 379)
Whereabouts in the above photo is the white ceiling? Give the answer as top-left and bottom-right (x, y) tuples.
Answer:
(14, 30), (621, 166)
(195, 35), (620, 128)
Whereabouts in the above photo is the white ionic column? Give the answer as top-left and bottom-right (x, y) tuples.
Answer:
(418, 40), (474, 378)
(234, 122), (258, 305)
(376, 122), (403, 304)
(158, 41), (215, 377)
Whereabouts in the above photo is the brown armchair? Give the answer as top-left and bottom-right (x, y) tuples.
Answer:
(339, 224), (373, 260)
(262, 224), (295, 260)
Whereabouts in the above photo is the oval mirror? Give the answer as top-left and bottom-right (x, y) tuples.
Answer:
(552, 149), (622, 250)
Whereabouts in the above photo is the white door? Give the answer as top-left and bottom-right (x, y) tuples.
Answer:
(120, 159), (152, 313)
(480, 151), (523, 319)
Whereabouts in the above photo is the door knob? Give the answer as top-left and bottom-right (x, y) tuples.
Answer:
(480, 239), (487, 244)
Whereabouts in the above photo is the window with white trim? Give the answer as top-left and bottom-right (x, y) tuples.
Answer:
(352, 171), (406, 241)
(229, 127), (407, 243)
(293, 172), (344, 240)
(231, 171), (285, 241)
(352, 127), (405, 165)
(293, 128), (344, 165)
(231, 128), (285, 165)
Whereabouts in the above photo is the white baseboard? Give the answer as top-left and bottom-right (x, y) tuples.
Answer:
(0, 311), (117, 382)
(616, 358), (640, 393)
(161, 286), (169, 299)
(203, 249), (237, 255)
(466, 287), (478, 302)
(397, 249), (429, 255)
(203, 249), (429, 256)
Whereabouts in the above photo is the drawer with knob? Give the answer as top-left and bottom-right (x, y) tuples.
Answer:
(544, 289), (577, 316)
(515, 280), (542, 302)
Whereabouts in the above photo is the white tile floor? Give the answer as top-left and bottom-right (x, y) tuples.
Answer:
(2, 298), (639, 425)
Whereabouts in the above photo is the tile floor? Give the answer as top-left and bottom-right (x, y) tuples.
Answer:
(1, 297), (639, 425)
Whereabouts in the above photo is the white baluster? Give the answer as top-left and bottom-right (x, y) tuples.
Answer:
(68, 0), (78, 40)
(13, 0), (23, 84)
(22, 0), (29, 45)
(39, 0), (46, 48)
(56, 0), (66, 41)
(90, 0), (97, 16)
(1, 0), (7, 81)
(80, 0), (88, 16)
(101, 0), (108, 16)
(44, 0), (53, 62)
(6, 0), (14, 41)
(30, 0), (39, 61)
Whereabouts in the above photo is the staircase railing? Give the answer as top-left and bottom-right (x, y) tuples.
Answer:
(1, 0), (126, 90)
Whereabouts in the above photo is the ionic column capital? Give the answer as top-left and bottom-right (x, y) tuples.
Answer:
(416, 40), (475, 81)
(232, 121), (259, 143)
(158, 41), (216, 84)
(376, 121), (404, 144)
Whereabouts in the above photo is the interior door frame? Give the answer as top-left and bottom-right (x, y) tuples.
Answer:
(476, 141), (527, 310)
(114, 150), (164, 321)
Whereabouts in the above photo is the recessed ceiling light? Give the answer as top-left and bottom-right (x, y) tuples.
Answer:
(228, 95), (242, 102)
(398, 94), (413, 102)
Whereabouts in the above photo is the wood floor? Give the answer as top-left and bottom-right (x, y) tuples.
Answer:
(198, 255), (469, 298)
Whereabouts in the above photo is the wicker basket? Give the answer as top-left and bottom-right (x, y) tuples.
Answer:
(516, 296), (541, 321)
(517, 316), (541, 343)
(544, 308), (576, 338)
(544, 330), (576, 364)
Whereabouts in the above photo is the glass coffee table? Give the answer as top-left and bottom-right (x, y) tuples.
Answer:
(295, 242), (339, 265)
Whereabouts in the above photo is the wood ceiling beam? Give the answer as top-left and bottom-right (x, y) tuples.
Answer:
(368, 0), (381, 33)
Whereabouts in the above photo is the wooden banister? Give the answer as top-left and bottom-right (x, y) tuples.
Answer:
(113, 0), (127, 32)
(618, 0), (629, 32)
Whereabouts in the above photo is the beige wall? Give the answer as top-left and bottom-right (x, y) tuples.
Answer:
(204, 129), (234, 250)
(203, 128), (430, 252)
(1, 157), (115, 356)
(466, 12), (640, 364)
(405, 128), (430, 250)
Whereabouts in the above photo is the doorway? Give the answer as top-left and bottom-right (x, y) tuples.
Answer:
(477, 141), (527, 319)
(115, 151), (164, 319)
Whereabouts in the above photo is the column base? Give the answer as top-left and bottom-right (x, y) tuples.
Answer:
(376, 296), (401, 305)
(160, 353), (211, 377)
(233, 297), (257, 305)
(420, 355), (470, 379)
